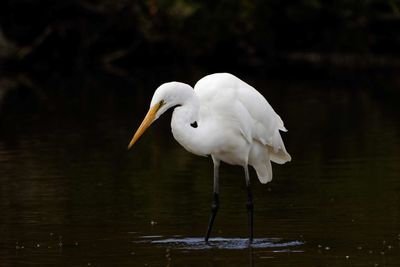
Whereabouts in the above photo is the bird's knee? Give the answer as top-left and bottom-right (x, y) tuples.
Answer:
(211, 193), (219, 212)
(211, 202), (219, 212)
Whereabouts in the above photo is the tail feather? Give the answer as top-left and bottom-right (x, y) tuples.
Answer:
(269, 147), (291, 164)
(250, 139), (290, 184)
(254, 161), (273, 184)
(253, 151), (273, 184)
(269, 130), (291, 164)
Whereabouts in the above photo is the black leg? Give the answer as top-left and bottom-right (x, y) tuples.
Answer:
(244, 166), (254, 243)
(205, 158), (220, 243)
(246, 184), (254, 243)
(205, 192), (219, 242)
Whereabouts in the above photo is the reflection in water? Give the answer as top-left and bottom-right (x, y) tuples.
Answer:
(135, 236), (304, 250)
(0, 74), (399, 266)
(134, 236), (303, 266)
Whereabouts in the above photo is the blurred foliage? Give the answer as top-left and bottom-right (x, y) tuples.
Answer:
(0, 0), (399, 72)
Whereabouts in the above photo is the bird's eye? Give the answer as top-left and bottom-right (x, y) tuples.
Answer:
(159, 100), (165, 106)
(190, 121), (198, 128)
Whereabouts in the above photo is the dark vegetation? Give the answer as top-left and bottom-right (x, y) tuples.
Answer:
(1, 0), (400, 72)
(0, 0), (399, 119)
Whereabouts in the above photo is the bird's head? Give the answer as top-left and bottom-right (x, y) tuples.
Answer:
(127, 82), (192, 149)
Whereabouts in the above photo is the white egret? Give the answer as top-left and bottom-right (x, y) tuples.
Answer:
(128, 73), (291, 243)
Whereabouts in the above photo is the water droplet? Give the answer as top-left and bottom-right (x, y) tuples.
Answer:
(150, 220), (157, 226)
(325, 246), (330, 251)
(36, 243), (40, 248)
(357, 246), (362, 250)
(130, 252), (135, 255)
(75, 242), (79, 246)
(345, 255), (350, 259)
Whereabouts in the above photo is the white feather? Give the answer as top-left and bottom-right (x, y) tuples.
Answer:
(194, 73), (291, 182)
(132, 73), (291, 184)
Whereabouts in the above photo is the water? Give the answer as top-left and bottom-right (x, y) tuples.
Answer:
(0, 72), (399, 266)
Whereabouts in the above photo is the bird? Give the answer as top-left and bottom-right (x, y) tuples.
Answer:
(127, 73), (291, 243)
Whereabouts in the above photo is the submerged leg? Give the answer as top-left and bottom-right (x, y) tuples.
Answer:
(244, 165), (254, 243)
(205, 158), (220, 243)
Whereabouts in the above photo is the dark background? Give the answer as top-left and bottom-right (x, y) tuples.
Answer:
(2, 0), (400, 67)
(1, 0), (400, 119)
(1, 0), (400, 78)
(1, 2), (400, 266)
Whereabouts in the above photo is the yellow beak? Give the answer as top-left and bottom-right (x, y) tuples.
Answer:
(127, 102), (162, 149)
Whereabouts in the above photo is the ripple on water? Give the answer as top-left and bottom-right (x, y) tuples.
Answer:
(134, 236), (304, 250)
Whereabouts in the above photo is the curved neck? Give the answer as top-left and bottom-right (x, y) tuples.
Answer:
(170, 91), (206, 156)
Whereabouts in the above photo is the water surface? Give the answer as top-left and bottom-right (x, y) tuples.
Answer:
(0, 73), (399, 266)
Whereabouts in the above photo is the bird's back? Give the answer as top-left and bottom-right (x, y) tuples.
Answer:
(194, 73), (291, 182)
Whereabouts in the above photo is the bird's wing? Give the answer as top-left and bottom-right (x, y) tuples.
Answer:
(194, 79), (253, 143)
(194, 73), (290, 163)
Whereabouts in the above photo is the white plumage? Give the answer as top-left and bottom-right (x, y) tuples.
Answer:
(192, 73), (291, 183)
(135, 73), (290, 182)
(128, 72), (291, 242)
